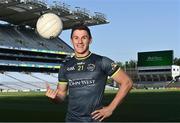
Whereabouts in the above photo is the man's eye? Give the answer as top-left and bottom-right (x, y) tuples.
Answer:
(73, 37), (78, 40)
(82, 36), (88, 40)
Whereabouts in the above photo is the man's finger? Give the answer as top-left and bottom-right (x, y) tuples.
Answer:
(92, 112), (100, 119)
(91, 110), (99, 115)
(49, 89), (59, 98)
(45, 89), (51, 97)
(93, 113), (102, 120)
(99, 116), (105, 122)
(46, 82), (50, 90)
(54, 89), (59, 96)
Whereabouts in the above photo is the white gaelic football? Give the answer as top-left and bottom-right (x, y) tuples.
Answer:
(36, 13), (63, 39)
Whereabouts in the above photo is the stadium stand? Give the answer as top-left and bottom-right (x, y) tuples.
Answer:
(133, 51), (180, 89)
(0, 72), (58, 92)
(0, 24), (72, 51)
(133, 81), (170, 89)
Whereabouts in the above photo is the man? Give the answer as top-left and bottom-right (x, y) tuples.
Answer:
(46, 25), (133, 122)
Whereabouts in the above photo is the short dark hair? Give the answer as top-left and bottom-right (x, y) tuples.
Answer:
(71, 25), (92, 39)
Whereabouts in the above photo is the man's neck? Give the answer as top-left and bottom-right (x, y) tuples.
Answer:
(75, 51), (91, 58)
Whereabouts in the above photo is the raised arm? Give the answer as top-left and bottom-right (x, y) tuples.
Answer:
(45, 83), (68, 103)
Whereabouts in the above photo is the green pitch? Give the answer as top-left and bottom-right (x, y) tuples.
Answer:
(0, 89), (180, 122)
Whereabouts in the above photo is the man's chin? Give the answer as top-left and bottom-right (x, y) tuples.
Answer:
(75, 49), (85, 54)
(76, 51), (85, 54)
(75, 50), (89, 55)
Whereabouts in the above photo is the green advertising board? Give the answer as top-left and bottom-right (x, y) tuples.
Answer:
(137, 50), (173, 67)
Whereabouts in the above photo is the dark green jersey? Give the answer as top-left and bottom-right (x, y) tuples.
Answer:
(58, 53), (120, 122)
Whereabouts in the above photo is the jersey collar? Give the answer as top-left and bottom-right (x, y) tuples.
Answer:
(74, 52), (92, 60)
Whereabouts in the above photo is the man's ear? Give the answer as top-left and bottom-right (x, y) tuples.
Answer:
(89, 38), (92, 44)
(71, 38), (73, 44)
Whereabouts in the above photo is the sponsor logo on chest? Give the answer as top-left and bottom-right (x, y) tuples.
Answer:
(68, 79), (96, 87)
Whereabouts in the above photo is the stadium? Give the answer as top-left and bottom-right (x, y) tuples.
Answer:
(0, 0), (180, 122)
(0, 0), (108, 92)
(131, 50), (180, 89)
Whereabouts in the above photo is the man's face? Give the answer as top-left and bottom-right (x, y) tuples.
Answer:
(71, 29), (92, 55)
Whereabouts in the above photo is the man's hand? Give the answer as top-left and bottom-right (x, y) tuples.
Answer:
(45, 83), (59, 99)
(91, 106), (113, 122)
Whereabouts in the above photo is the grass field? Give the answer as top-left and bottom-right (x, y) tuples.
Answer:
(0, 89), (180, 122)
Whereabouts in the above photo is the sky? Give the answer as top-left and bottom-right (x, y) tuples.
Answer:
(53, 0), (180, 62)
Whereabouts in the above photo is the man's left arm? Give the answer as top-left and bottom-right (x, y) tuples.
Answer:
(91, 69), (133, 121)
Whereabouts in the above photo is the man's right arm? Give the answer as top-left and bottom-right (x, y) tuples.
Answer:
(45, 83), (68, 103)
(46, 63), (68, 103)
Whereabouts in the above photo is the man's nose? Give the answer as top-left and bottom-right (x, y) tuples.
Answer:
(78, 39), (83, 43)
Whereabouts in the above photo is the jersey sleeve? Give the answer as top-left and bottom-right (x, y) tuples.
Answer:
(101, 56), (121, 78)
(58, 64), (68, 85)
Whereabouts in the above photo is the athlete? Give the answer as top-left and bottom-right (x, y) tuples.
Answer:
(45, 25), (133, 122)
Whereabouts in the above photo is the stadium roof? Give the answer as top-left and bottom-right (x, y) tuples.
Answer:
(0, 0), (109, 30)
